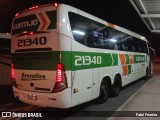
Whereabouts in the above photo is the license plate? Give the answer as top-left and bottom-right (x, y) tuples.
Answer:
(28, 94), (37, 101)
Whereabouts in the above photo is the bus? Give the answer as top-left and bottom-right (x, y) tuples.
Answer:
(11, 3), (152, 108)
(0, 33), (11, 86)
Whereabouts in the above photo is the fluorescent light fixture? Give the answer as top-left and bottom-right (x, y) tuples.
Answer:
(73, 30), (85, 35)
(140, 36), (145, 40)
(110, 39), (117, 42)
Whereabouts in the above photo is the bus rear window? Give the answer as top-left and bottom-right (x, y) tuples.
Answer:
(12, 10), (57, 35)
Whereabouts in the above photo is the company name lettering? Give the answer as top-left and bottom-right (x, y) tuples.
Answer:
(21, 73), (46, 80)
(136, 56), (145, 62)
(12, 19), (38, 30)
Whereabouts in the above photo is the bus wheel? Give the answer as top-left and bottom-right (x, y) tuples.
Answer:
(97, 79), (110, 103)
(110, 75), (121, 97)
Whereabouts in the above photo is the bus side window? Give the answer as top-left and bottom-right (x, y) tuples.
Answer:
(86, 30), (94, 47)
(103, 29), (112, 49)
(72, 27), (86, 45)
(142, 41), (148, 54)
(92, 31), (104, 48)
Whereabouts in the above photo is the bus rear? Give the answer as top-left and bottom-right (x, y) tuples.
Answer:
(11, 4), (71, 108)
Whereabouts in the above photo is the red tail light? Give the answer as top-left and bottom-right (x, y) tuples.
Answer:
(53, 63), (67, 93)
(11, 64), (17, 88)
(56, 63), (65, 82)
(11, 64), (15, 79)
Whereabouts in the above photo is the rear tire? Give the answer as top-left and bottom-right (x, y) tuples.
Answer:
(110, 75), (121, 97)
(97, 79), (110, 103)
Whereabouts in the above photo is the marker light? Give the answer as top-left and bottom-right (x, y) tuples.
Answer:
(29, 6), (39, 10)
(54, 3), (58, 7)
(29, 32), (34, 35)
(15, 13), (19, 17)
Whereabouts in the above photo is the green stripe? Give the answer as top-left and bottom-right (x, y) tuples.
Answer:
(12, 51), (146, 71)
(12, 51), (113, 70)
(12, 51), (60, 70)
(112, 54), (118, 66)
(71, 52), (112, 70)
(61, 51), (72, 70)
(128, 65), (131, 74)
(125, 54), (129, 64)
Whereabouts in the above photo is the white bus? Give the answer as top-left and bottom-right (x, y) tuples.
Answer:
(0, 33), (11, 86)
(11, 3), (152, 108)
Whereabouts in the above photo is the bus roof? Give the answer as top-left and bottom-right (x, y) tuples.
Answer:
(13, 3), (148, 42)
(59, 4), (148, 42)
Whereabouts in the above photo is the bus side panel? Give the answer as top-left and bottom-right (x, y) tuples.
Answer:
(58, 4), (78, 38)
(13, 86), (72, 108)
(71, 69), (92, 106)
(98, 67), (113, 89)
(59, 34), (72, 88)
(91, 68), (99, 99)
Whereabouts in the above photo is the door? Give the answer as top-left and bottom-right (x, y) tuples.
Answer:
(92, 68), (99, 99)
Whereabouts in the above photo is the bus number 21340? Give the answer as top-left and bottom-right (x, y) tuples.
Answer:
(75, 56), (102, 66)
(18, 37), (47, 47)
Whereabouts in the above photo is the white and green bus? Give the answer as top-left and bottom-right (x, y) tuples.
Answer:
(11, 3), (152, 108)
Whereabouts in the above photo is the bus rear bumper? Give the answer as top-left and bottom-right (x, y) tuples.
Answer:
(13, 86), (71, 108)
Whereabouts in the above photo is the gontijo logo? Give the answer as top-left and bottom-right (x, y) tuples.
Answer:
(12, 19), (38, 30)
(12, 10), (57, 35)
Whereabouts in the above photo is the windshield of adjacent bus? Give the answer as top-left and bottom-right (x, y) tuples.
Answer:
(0, 38), (10, 54)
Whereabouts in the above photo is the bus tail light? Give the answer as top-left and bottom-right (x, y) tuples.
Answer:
(11, 64), (17, 88)
(53, 63), (67, 93)
(11, 64), (15, 79)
